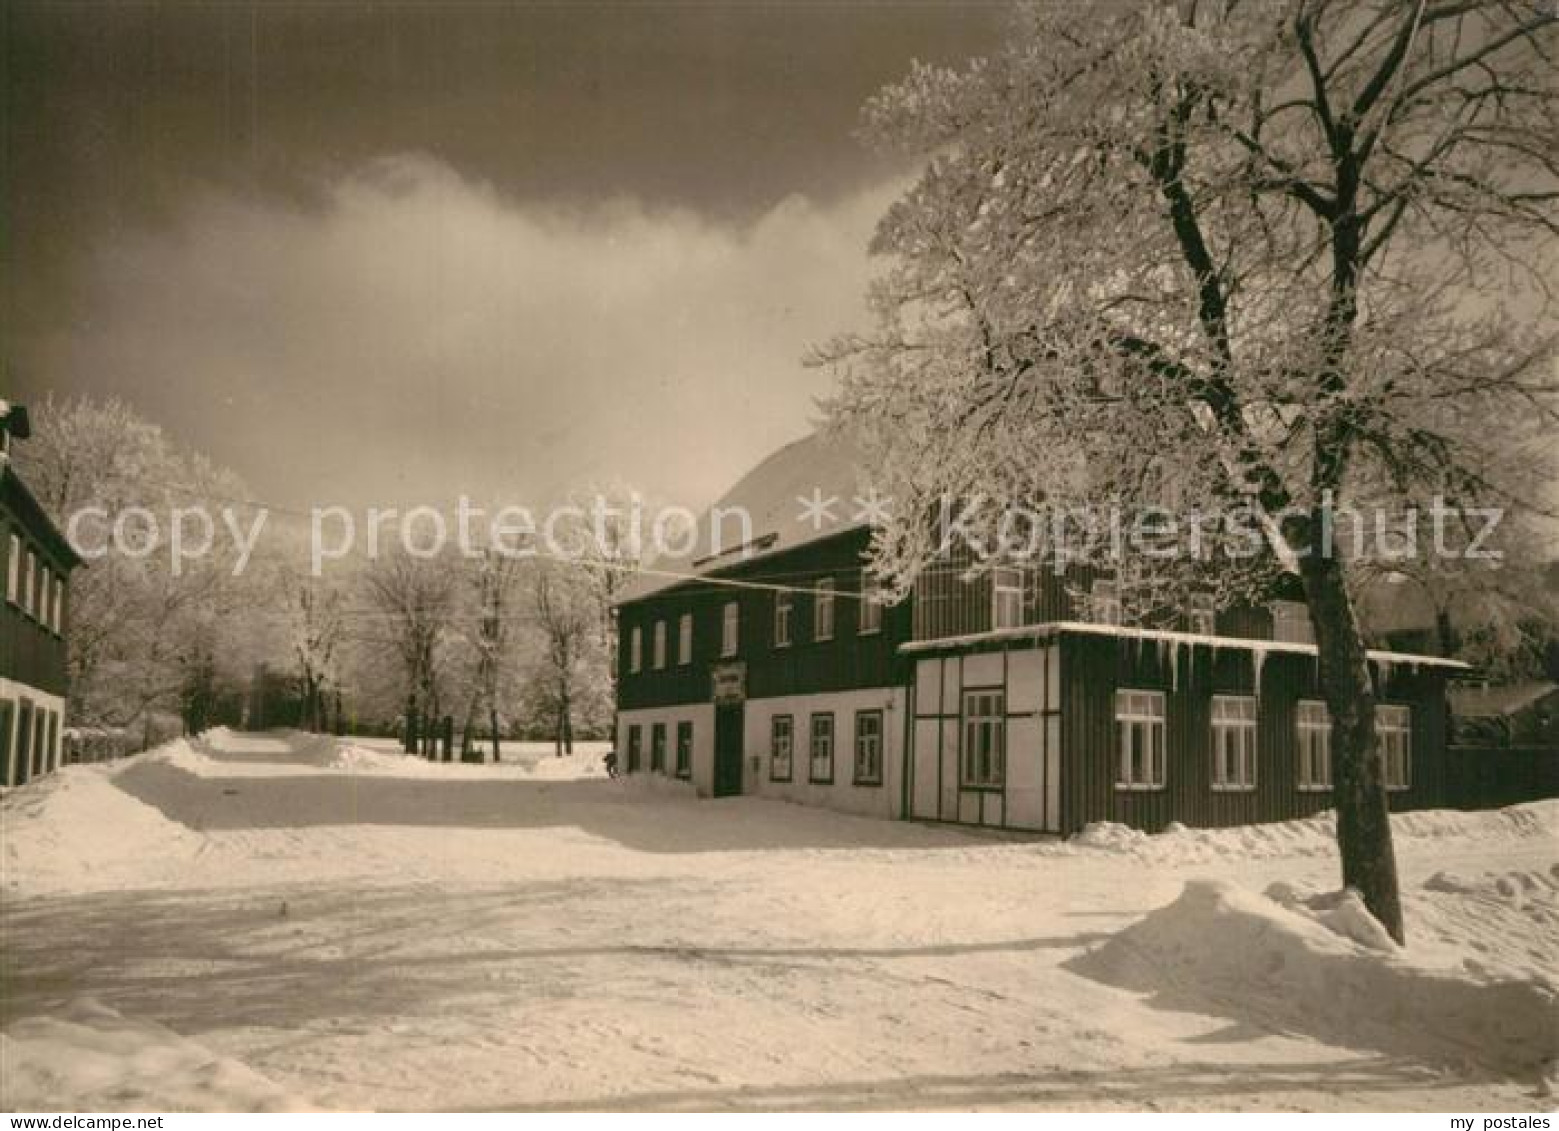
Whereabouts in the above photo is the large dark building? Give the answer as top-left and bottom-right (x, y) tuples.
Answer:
(1, 402), (80, 786)
(615, 433), (1463, 835)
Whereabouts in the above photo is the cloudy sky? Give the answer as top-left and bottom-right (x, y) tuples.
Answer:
(3, 1), (1003, 513)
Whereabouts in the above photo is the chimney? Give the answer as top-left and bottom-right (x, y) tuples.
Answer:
(0, 401), (31, 467)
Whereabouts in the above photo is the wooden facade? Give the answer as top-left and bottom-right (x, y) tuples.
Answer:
(617, 513), (1466, 834)
(1, 454), (80, 787)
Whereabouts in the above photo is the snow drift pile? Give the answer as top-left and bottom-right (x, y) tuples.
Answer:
(1, 760), (200, 893)
(1063, 799), (1557, 865)
(1070, 878), (1558, 1079)
(0, 998), (313, 1112)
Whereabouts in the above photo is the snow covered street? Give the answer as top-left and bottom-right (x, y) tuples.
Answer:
(2, 729), (1555, 1111)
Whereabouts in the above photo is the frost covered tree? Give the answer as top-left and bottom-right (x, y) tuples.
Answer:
(526, 559), (610, 756)
(361, 548), (458, 755)
(279, 565), (346, 733)
(817, 1), (1557, 941)
(17, 394), (261, 742)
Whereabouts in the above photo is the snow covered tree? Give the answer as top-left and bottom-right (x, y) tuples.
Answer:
(361, 548), (458, 755)
(526, 558), (610, 756)
(817, 1), (1557, 941)
(17, 393), (262, 741)
(279, 565), (346, 733)
(451, 549), (524, 760)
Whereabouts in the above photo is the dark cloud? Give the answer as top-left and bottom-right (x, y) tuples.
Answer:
(2, 1), (1001, 506)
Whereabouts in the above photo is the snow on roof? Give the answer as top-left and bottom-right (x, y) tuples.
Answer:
(618, 431), (869, 604)
(1448, 680), (1559, 718)
(901, 620), (1471, 669)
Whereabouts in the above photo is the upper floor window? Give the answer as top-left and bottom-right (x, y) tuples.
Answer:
(1297, 700), (1331, 791)
(629, 626), (643, 673)
(6, 532), (18, 604)
(721, 601), (740, 657)
(1272, 600), (1313, 644)
(1189, 593), (1216, 636)
(774, 590), (793, 647)
(1210, 695), (1257, 791)
(23, 549), (36, 618)
(854, 710), (884, 785)
(814, 578), (835, 641)
(858, 578), (883, 635)
(1116, 689), (1166, 790)
(55, 574), (65, 633)
(992, 567), (1024, 630)
(809, 713), (835, 783)
(678, 613), (693, 666)
(652, 621), (667, 669)
(1091, 579), (1121, 626)
(1379, 704), (1412, 791)
(962, 690), (1005, 788)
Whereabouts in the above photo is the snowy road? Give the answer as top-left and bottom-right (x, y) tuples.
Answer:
(2, 729), (1554, 1111)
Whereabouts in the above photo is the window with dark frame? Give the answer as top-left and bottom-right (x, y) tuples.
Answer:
(1210, 694), (1257, 791)
(721, 601), (740, 657)
(627, 725), (642, 773)
(653, 621), (667, 669)
(1379, 704), (1412, 790)
(809, 713), (834, 783)
(770, 714), (793, 781)
(1091, 579), (1122, 626)
(629, 626), (642, 673)
(858, 577), (882, 634)
(1115, 689), (1166, 790)
(961, 690), (1005, 788)
(774, 590), (792, 647)
(814, 579), (835, 641)
(853, 710), (883, 785)
(651, 722), (666, 772)
(5, 531), (18, 604)
(1297, 700), (1331, 790)
(992, 567), (1023, 629)
(1189, 593), (1216, 635)
(675, 720), (692, 779)
(678, 613), (692, 666)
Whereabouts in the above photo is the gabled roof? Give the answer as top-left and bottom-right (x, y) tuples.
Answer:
(1, 462), (84, 570)
(1449, 680), (1559, 718)
(618, 431), (867, 604)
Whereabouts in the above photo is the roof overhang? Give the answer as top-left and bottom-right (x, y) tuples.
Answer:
(900, 620), (1470, 670)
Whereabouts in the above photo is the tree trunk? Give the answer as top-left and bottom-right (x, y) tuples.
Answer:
(489, 706), (501, 763)
(1299, 543), (1405, 943)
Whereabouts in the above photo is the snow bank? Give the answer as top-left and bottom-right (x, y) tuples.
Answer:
(327, 740), (609, 780)
(1, 759), (200, 895)
(1071, 879), (1558, 1079)
(1060, 799), (1558, 866)
(0, 998), (314, 1112)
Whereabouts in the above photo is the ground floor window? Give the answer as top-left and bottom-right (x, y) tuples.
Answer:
(627, 725), (642, 773)
(1297, 700), (1331, 790)
(961, 690), (1005, 788)
(1116, 689), (1166, 790)
(853, 710), (883, 785)
(651, 723), (666, 772)
(0, 698), (12, 786)
(1210, 694), (1257, 791)
(770, 715), (793, 781)
(809, 713), (834, 783)
(1379, 704), (1412, 791)
(675, 721), (692, 779)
